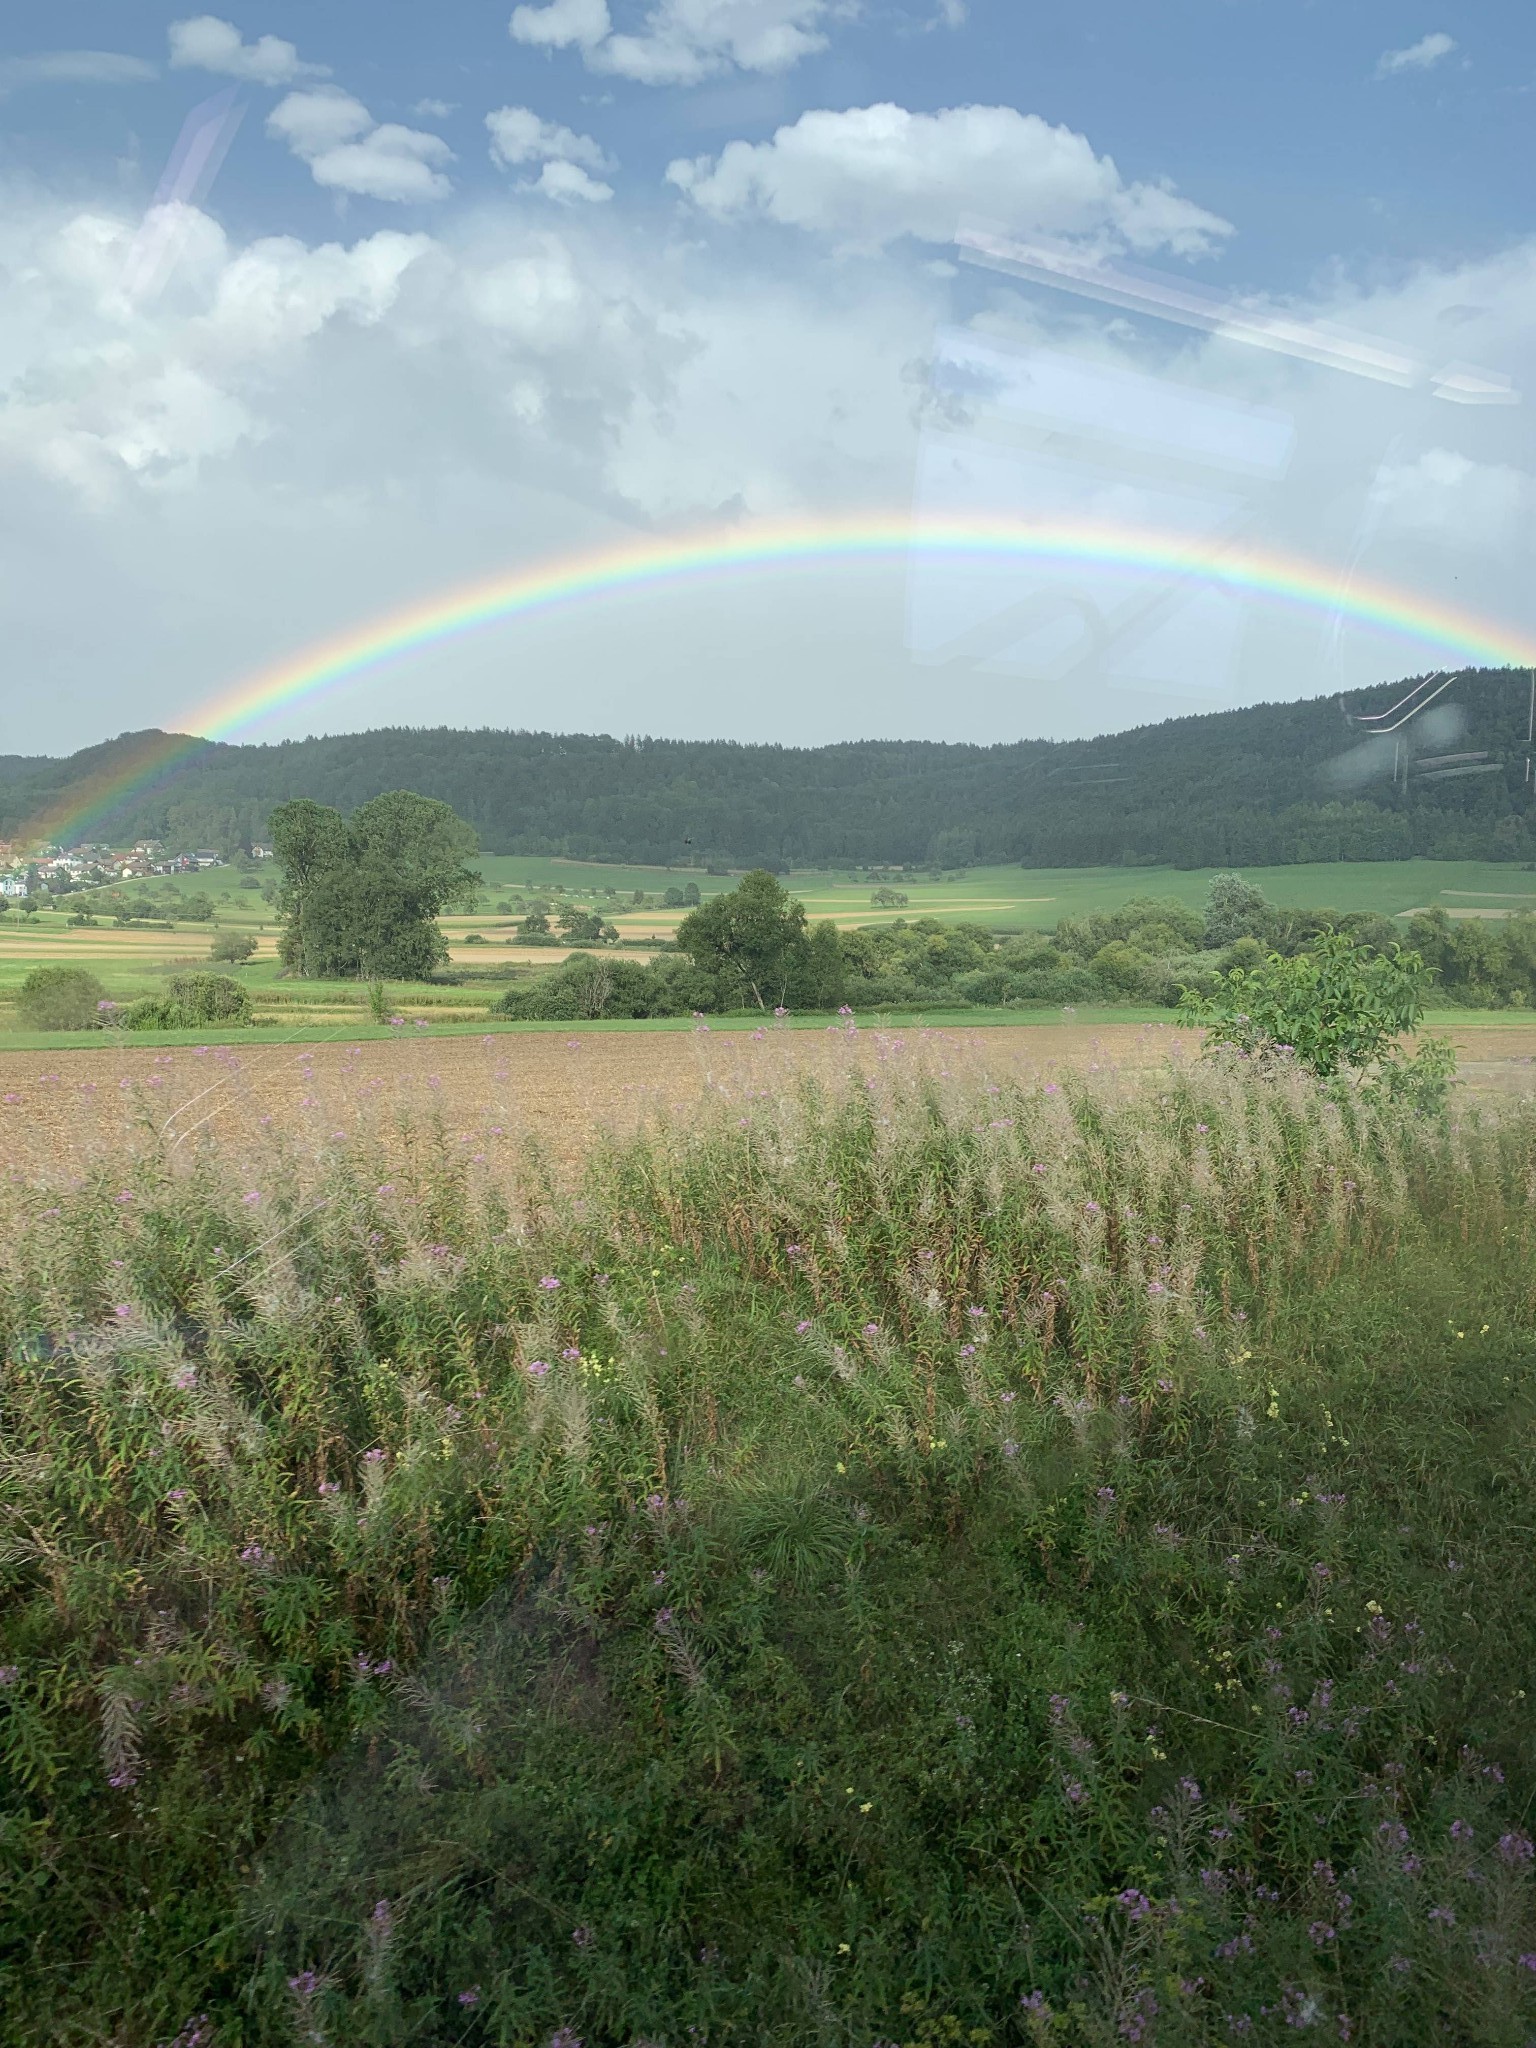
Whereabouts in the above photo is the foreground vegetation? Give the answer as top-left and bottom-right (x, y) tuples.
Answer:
(2, 1052), (1536, 2045)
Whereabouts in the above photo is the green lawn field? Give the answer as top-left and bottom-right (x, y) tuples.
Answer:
(473, 853), (1536, 935)
(2, 856), (1533, 1035)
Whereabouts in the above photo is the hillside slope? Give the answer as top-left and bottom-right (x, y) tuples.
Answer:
(3, 669), (1533, 868)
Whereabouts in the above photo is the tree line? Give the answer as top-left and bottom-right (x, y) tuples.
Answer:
(496, 867), (1536, 1020)
(5, 666), (1535, 870)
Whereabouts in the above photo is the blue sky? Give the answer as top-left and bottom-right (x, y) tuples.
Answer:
(3, 3), (1535, 753)
(9, 2), (1527, 280)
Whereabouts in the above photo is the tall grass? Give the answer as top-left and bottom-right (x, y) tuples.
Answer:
(2, 1054), (1536, 2045)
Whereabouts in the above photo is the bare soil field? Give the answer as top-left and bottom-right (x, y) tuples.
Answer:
(0, 1019), (1531, 1181)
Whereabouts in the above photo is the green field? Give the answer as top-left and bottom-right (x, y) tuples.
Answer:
(3, 857), (1533, 1037)
(476, 854), (1536, 932)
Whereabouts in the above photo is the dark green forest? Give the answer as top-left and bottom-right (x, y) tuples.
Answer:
(4, 666), (1534, 867)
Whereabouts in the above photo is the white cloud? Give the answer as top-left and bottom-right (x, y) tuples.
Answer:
(1375, 31), (1456, 77)
(412, 98), (457, 118)
(306, 127), (454, 204)
(0, 200), (431, 503)
(268, 89), (372, 157)
(668, 103), (1232, 255)
(5, 155), (1536, 759)
(927, 0), (967, 27)
(532, 159), (615, 202)
(0, 51), (158, 92)
(509, 0), (612, 51)
(168, 15), (328, 86)
(268, 91), (454, 203)
(510, 0), (841, 84)
(1372, 447), (1532, 548)
(486, 106), (612, 172)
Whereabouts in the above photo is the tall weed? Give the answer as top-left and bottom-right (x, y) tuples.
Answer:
(1, 1059), (1535, 2044)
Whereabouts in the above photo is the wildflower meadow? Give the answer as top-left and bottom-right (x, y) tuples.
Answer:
(2, 1042), (1535, 2046)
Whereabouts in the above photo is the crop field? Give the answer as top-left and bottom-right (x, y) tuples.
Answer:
(1, 1017), (1533, 1181)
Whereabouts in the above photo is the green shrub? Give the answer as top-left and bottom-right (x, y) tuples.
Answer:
(496, 953), (721, 1020)
(124, 972), (253, 1031)
(209, 931), (258, 965)
(13, 964), (109, 1029)
(1179, 928), (1453, 1104)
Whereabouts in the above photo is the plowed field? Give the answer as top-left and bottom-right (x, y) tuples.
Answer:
(1, 1020), (1531, 1181)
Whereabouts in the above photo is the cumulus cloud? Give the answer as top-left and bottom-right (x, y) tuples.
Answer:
(532, 160), (614, 202)
(1371, 447), (1532, 548)
(487, 107), (615, 200)
(268, 89), (454, 202)
(268, 88), (372, 156)
(509, 0), (612, 50)
(510, 0), (840, 84)
(0, 51), (158, 92)
(0, 201), (430, 503)
(667, 102), (1233, 255)
(4, 151), (1536, 757)
(168, 14), (328, 86)
(486, 105), (611, 171)
(1375, 31), (1456, 77)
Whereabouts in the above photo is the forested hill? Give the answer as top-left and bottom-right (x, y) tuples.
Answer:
(3, 669), (1534, 868)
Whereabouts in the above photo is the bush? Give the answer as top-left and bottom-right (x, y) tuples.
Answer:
(124, 973), (253, 1031)
(13, 965), (109, 1030)
(1179, 928), (1454, 1104)
(495, 954), (722, 1020)
(209, 931), (258, 965)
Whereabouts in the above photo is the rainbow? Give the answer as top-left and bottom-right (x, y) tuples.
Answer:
(22, 510), (1536, 851)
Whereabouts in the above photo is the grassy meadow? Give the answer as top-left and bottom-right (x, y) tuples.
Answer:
(2, 857), (1535, 1045)
(2, 1051), (1536, 2046)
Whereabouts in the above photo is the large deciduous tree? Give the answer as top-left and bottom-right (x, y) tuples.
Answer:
(675, 870), (814, 1010)
(270, 791), (479, 980)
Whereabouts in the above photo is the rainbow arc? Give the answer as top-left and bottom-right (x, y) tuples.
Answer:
(21, 511), (1536, 850)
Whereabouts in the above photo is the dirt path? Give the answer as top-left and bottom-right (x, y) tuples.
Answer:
(0, 1019), (1529, 1179)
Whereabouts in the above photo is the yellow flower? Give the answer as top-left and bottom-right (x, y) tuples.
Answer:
(859, 1802), (872, 1813)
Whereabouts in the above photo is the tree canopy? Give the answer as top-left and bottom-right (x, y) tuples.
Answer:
(9, 668), (1536, 871)
(269, 791), (479, 980)
(675, 870), (813, 1010)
